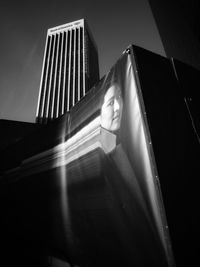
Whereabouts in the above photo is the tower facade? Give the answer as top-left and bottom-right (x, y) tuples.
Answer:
(36, 19), (99, 124)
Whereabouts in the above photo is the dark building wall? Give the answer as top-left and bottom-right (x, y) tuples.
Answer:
(85, 28), (100, 92)
(149, 0), (200, 70)
(0, 119), (41, 151)
(171, 58), (200, 136)
(132, 45), (200, 267)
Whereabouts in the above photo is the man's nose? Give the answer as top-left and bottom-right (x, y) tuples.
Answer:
(114, 99), (120, 111)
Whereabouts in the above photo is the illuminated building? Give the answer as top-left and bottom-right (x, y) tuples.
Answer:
(36, 19), (99, 124)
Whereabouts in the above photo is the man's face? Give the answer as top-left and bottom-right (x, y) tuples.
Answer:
(101, 84), (123, 132)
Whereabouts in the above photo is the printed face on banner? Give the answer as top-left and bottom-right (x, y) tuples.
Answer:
(100, 83), (123, 132)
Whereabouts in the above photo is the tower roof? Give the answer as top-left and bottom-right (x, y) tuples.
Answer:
(48, 19), (84, 35)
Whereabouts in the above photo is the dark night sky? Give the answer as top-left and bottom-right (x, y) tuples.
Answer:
(0, 0), (165, 123)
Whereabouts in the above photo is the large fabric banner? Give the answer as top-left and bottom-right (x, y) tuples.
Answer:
(103, 48), (174, 266)
(57, 48), (175, 266)
(80, 48), (174, 267)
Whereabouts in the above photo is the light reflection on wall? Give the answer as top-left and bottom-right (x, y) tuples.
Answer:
(59, 115), (74, 257)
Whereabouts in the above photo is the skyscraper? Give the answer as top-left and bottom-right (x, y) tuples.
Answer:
(36, 19), (99, 124)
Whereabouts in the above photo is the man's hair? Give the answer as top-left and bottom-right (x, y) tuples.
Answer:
(103, 64), (124, 95)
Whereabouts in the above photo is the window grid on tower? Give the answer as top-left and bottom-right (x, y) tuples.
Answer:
(78, 27), (81, 101)
(72, 28), (76, 107)
(37, 35), (51, 121)
(82, 27), (85, 97)
(69, 29), (74, 111)
(67, 30), (72, 112)
(75, 28), (79, 104)
(44, 34), (55, 120)
(48, 33), (58, 119)
(59, 32), (65, 116)
(54, 32), (63, 118)
(80, 27), (83, 99)
(50, 33), (60, 119)
(61, 31), (67, 115)
(36, 19), (99, 124)
(65, 31), (70, 112)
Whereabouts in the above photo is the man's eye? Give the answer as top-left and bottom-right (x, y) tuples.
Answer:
(109, 100), (114, 106)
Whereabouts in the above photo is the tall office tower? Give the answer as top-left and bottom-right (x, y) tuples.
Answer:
(36, 19), (99, 124)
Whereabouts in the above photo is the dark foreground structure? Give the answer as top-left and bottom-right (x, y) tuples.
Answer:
(0, 45), (199, 267)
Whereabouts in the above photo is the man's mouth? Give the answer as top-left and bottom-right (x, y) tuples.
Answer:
(113, 115), (119, 121)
